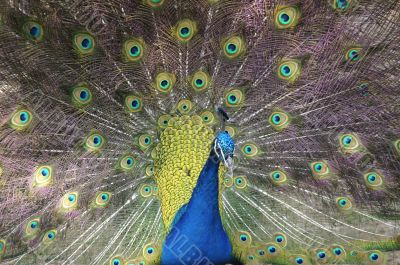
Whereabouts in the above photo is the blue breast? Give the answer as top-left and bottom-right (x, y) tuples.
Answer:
(160, 151), (237, 265)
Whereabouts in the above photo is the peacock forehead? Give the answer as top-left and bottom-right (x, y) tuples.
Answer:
(153, 114), (225, 229)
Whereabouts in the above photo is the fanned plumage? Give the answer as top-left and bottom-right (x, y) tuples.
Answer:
(0, 0), (400, 264)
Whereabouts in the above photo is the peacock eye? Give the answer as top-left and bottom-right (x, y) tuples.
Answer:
(119, 154), (136, 171)
(73, 33), (95, 55)
(125, 95), (143, 113)
(310, 161), (331, 179)
(146, 0), (164, 8)
(268, 110), (290, 131)
(140, 184), (153, 197)
(33, 165), (53, 187)
(60, 192), (79, 211)
(200, 110), (215, 125)
(336, 197), (353, 210)
(95, 192), (112, 207)
(175, 19), (198, 42)
(234, 176), (247, 189)
(225, 89), (245, 107)
(363, 171), (384, 189)
(155, 72), (176, 93)
(275, 6), (301, 29)
(110, 257), (123, 265)
(270, 170), (288, 186)
(268, 246), (277, 254)
(274, 233), (287, 247)
(72, 85), (93, 107)
(333, 0), (353, 11)
(177, 99), (193, 114)
(345, 48), (363, 62)
(10, 108), (34, 131)
(84, 132), (105, 152)
(330, 245), (346, 259)
(367, 250), (383, 262)
(277, 59), (302, 82)
(235, 231), (252, 246)
(138, 134), (153, 151)
(42, 229), (57, 244)
(158, 114), (172, 129)
(25, 218), (41, 238)
(223, 36), (246, 59)
(145, 164), (154, 176)
(339, 133), (361, 153)
(295, 257), (304, 264)
(23, 21), (44, 41)
(191, 70), (210, 92)
(123, 38), (145, 62)
(241, 143), (259, 158)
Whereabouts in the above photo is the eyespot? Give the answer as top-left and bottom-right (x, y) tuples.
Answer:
(339, 133), (361, 153)
(270, 170), (288, 186)
(143, 243), (159, 262)
(0, 239), (6, 255)
(274, 232), (287, 247)
(225, 126), (237, 138)
(125, 95), (143, 113)
(23, 21), (44, 42)
(60, 192), (79, 211)
(94, 192), (112, 207)
(333, 0), (353, 11)
(345, 48), (363, 62)
(33, 165), (53, 187)
(363, 171), (384, 189)
(330, 245), (346, 259)
(177, 99), (193, 114)
(277, 59), (302, 83)
(191, 70), (210, 92)
(10, 108), (34, 131)
(84, 132), (105, 152)
(155, 72), (176, 93)
(140, 184), (153, 198)
(71, 84), (93, 107)
(175, 19), (198, 43)
(266, 243), (281, 256)
(118, 154), (136, 171)
(123, 38), (145, 62)
(145, 164), (154, 176)
(268, 110), (291, 131)
(312, 248), (329, 262)
(223, 36), (246, 59)
(309, 161), (331, 179)
(235, 231), (252, 246)
(241, 143), (259, 158)
(290, 255), (308, 265)
(257, 248), (265, 257)
(146, 0), (165, 8)
(25, 218), (41, 238)
(158, 114), (172, 129)
(200, 110), (216, 125)
(110, 256), (124, 265)
(225, 89), (244, 107)
(336, 197), (353, 211)
(234, 176), (247, 189)
(274, 6), (301, 29)
(138, 134), (153, 151)
(73, 33), (95, 55)
(223, 176), (234, 188)
(42, 229), (57, 245)
(367, 250), (384, 263)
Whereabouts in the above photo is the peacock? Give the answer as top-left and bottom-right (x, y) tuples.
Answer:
(0, 0), (400, 264)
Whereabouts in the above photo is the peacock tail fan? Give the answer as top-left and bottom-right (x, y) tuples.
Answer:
(0, 0), (399, 264)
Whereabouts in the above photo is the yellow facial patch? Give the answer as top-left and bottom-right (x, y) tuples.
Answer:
(153, 115), (225, 230)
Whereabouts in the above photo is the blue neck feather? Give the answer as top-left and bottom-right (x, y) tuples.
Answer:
(160, 151), (237, 265)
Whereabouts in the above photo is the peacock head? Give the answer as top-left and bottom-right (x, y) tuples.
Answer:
(213, 131), (235, 163)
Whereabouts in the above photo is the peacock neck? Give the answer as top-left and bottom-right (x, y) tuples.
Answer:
(160, 151), (236, 265)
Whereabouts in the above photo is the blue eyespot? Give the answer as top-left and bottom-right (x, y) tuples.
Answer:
(79, 90), (89, 100)
(342, 135), (352, 146)
(314, 163), (323, 172)
(180, 27), (189, 36)
(276, 235), (283, 243)
(93, 136), (101, 146)
(334, 247), (342, 256)
(147, 247), (154, 254)
(240, 235), (247, 241)
(41, 168), (49, 177)
(317, 251), (326, 259)
(30, 26), (40, 37)
(113, 259), (120, 265)
(273, 172), (281, 180)
(30, 221), (38, 229)
(68, 194), (76, 202)
(272, 114), (281, 124)
(279, 13), (290, 24)
(369, 252), (379, 261)
(81, 38), (91, 49)
(268, 246), (276, 253)
(20, 111), (29, 123)
(228, 43), (237, 53)
(368, 174), (376, 183)
(295, 257), (304, 264)
(280, 65), (291, 77)
(258, 250), (265, 256)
